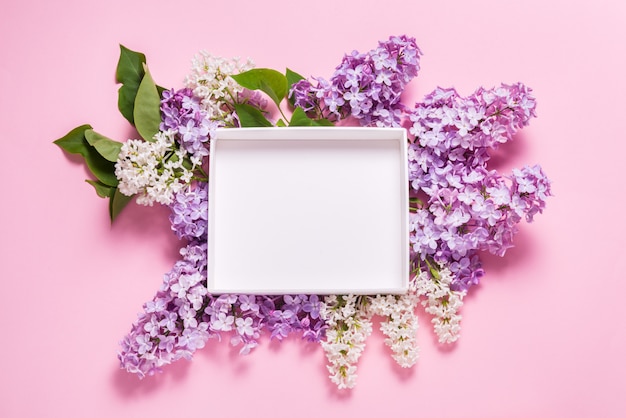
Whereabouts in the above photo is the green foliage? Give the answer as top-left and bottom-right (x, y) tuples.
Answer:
(232, 68), (288, 108)
(55, 46), (169, 222)
(232, 67), (335, 127)
(289, 107), (334, 126)
(108, 187), (133, 222)
(288, 107), (313, 126)
(84, 129), (122, 162)
(54, 125), (119, 187)
(234, 103), (273, 127)
(86, 179), (114, 198)
(116, 45), (147, 125)
(54, 125), (129, 221)
(116, 45), (165, 128)
(311, 118), (334, 126)
(133, 64), (161, 141)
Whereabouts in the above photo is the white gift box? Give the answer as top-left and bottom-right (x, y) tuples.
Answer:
(207, 127), (409, 294)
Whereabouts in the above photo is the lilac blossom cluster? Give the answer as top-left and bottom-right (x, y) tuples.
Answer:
(320, 295), (373, 389)
(119, 280), (327, 376)
(118, 240), (212, 378)
(368, 294), (420, 368)
(115, 130), (194, 206)
(290, 35), (422, 127)
(160, 88), (217, 163)
(407, 84), (551, 291)
(208, 293), (326, 355)
(168, 182), (208, 240)
(414, 266), (465, 344)
(184, 52), (267, 127)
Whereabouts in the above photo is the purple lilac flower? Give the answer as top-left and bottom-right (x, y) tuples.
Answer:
(407, 83), (550, 291)
(290, 35), (422, 127)
(160, 88), (217, 161)
(510, 164), (551, 222)
(259, 295), (327, 343)
(118, 240), (212, 378)
(120, 239), (327, 376)
(290, 79), (319, 113)
(168, 182), (208, 241)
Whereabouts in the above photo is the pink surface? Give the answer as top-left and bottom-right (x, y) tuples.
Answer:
(1, 0), (624, 417)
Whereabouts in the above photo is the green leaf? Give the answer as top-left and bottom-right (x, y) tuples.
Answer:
(232, 68), (288, 108)
(288, 107), (335, 127)
(83, 145), (119, 187)
(133, 64), (161, 141)
(116, 45), (147, 125)
(85, 179), (114, 198)
(234, 103), (273, 127)
(285, 68), (305, 107)
(109, 187), (133, 222)
(116, 45), (146, 85)
(54, 125), (118, 186)
(118, 86), (138, 125)
(289, 107), (313, 126)
(53, 124), (93, 155)
(276, 119), (287, 127)
(312, 118), (335, 126)
(84, 129), (123, 162)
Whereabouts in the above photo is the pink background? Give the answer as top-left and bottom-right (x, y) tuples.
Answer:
(1, 0), (625, 416)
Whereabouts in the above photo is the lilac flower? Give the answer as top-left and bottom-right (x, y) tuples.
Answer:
(118, 240), (213, 378)
(238, 295), (260, 313)
(211, 312), (234, 332)
(259, 295), (327, 342)
(511, 165), (551, 222)
(235, 317), (255, 337)
(160, 88), (217, 161)
(290, 35), (422, 127)
(168, 182), (208, 241)
(407, 83), (550, 290)
(302, 294), (321, 319)
(290, 79), (318, 112)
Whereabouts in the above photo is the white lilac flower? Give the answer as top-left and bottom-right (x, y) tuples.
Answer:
(115, 130), (196, 206)
(368, 294), (420, 368)
(184, 52), (256, 126)
(320, 295), (372, 389)
(414, 267), (466, 344)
